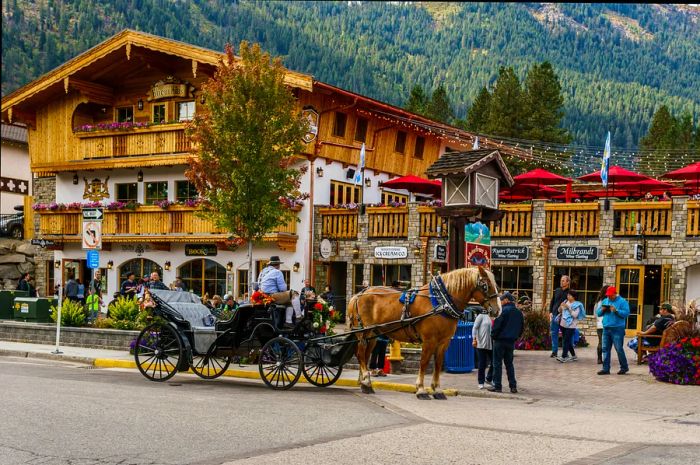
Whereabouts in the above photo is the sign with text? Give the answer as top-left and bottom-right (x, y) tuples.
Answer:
(82, 207), (104, 221)
(492, 246), (529, 261)
(82, 221), (102, 250)
(634, 243), (645, 261)
(465, 243), (491, 269)
(374, 246), (408, 259)
(434, 244), (447, 261)
(185, 244), (218, 256)
(556, 246), (598, 261)
(30, 239), (56, 248)
(86, 250), (100, 269)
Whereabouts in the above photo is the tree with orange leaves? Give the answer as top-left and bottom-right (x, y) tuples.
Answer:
(186, 42), (307, 291)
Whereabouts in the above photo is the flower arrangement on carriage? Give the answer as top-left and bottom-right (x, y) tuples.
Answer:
(310, 297), (339, 336)
(250, 290), (275, 306)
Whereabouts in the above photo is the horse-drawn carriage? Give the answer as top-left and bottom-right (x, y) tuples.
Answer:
(133, 289), (356, 389)
(134, 267), (501, 398)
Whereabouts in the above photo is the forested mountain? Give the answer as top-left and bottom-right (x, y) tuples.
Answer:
(2, 1), (700, 149)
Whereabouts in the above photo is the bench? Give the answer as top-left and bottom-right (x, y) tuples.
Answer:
(636, 320), (691, 364)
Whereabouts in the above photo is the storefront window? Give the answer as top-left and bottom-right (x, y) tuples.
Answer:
(552, 267), (604, 313)
(153, 104), (166, 123)
(117, 106), (133, 122)
(118, 259), (162, 285)
(371, 264), (411, 288)
(177, 101), (195, 121)
(116, 183), (138, 202)
(381, 191), (408, 205)
(178, 259), (226, 297)
(353, 264), (364, 293)
(145, 181), (168, 204)
(237, 269), (249, 299)
(175, 181), (198, 202)
(492, 266), (534, 300)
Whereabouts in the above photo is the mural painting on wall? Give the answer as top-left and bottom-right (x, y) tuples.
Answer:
(465, 221), (491, 269)
(83, 177), (110, 201)
(302, 107), (319, 144)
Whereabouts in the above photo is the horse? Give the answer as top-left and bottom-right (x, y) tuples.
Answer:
(347, 266), (501, 399)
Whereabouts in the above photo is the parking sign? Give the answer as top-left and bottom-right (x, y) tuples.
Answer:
(86, 250), (100, 269)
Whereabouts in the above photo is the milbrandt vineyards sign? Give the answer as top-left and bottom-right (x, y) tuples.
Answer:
(556, 246), (598, 261)
(492, 246), (529, 261)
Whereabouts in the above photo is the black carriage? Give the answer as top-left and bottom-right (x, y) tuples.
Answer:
(133, 290), (357, 390)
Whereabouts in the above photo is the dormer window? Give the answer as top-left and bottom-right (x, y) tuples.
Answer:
(117, 106), (133, 123)
(333, 112), (347, 138)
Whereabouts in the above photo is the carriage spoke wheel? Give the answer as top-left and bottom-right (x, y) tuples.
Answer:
(258, 336), (302, 390)
(134, 323), (182, 382)
(302, 343), (343, 387)
(192, 346), (232, 380)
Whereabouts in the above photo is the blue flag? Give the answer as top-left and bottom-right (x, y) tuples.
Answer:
(354, 143), (365, 185)
(601, 131), (611, 187)
(472, 136), (480, 150)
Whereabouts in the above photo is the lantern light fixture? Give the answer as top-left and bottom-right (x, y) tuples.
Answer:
(352, 244), (360, 258)
(226, 261), (233, 272)
(535, 245), (543, 257)
(72, 173), (79, 185)
(54, 260), (61, 269)
(164, 261), (171, 271)
(137, 99), (144, 111)
(605, 246), (614, 258)
(292, 262), (300, 273)
(137, 170), (143, 182)
(365, 177), (371, 188)
(107, 260), (113, 270)
(316, 166), (324, 177)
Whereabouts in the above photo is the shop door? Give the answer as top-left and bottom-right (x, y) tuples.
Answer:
(660, 265), (672, 303)
(329, 261), (347, 318)
(616, 266), (644, 336)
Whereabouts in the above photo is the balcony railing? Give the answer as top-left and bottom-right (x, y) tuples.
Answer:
(490, 204), (532, 238)
(37, 206), (297, 244)
(418, 206), (448, 237)
(545, 202), (599, 237)
(367, 206), (408, 238)
(75, 123), (190, 159)
(688, 201), (700, 237)
(613, 202), (672, 236)
(319, 208), (358, 239)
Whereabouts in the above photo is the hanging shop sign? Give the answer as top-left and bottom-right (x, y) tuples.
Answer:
(302, 107), (319, 143)
(148, 76), (195, 101)
(492, 246), (529, 261)
(374, 246), (408, 259)
(634, 243), (645, 261)
(319, 238), (332, 259)
(556, 246), (598, 261)
(434, 244), (447, 261)
(185, 244), (217, 256)
(464, 221), (491, 245)
(465, 243), (491, 269)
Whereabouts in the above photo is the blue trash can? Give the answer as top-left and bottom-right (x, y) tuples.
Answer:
(445, 321), (474, 373)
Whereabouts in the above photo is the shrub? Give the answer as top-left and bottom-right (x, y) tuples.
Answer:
(107, 296), (147, 330)
(516, 310), (551, 351)
(649, 337), (700, 385)
(50, 299), (86, 327)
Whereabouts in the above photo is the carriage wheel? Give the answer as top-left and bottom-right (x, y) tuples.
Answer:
(258, 336), (302, 390)
(134, 323), (183, 382)
(302, 343), (343, 387)
(192, 346), (232, 380)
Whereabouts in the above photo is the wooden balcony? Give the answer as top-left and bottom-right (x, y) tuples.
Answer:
(319, 208), (358, 239)
(490, 204), (532, 238)
(613, 202), (671, 236)
(367, 206), (408, 238)
(37, 206), (298, 251)
(418, 206), (448, 237)
(688, 201), (700, 237)
(75, 123), (190, 159)
(545, 202), (599, 237)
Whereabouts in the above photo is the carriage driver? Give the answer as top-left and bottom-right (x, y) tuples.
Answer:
(258, 256), (302, 329)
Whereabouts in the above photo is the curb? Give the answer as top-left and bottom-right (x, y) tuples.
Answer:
(0, 348), (97, 365)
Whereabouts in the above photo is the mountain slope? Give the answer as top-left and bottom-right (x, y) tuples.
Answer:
(2, 1), (699, 149)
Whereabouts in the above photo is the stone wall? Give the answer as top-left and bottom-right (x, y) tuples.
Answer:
(0, 321), (137, 351)
(31, 176), (56, 295)
(0, 239), (37, 290)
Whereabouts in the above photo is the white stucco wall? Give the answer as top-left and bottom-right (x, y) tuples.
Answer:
(686, 264), (700, 304)
(1, 140), (31, 214)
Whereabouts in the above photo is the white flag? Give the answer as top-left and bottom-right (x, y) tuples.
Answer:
(354, 143), (365, 185)
(472, 136), (480, 150)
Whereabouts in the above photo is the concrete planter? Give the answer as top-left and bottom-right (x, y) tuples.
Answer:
(0, 321), (138, 351)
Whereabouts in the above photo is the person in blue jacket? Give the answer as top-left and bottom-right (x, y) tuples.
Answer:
(596, 286), (630, 375)
(488, 292), (524, 394)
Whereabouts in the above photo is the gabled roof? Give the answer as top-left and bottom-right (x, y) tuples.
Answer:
(425, 149), (515, 187)
(1, 29), (313, 120)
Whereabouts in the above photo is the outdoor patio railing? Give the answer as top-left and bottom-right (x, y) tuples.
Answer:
(490, 204), (533, 237)
(686, 200), (700, 237)
(545, 202), (600, 237)
(418, 206), (448, 237)
(367, 206), (408, 238)
(613, 201), (672, 236)
(319, 208), (358, 239)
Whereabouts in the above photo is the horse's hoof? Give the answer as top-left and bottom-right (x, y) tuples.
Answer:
(416, 392), (431, 400)
(360, 384), (375, 394)
(433, 392), (447, 400)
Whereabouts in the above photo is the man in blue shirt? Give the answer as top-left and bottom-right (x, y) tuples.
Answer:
(596, 286), (630, 375)
(258, 256), (298, 329)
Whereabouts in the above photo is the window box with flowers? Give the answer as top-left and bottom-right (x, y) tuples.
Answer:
(73, 121), (187, 137)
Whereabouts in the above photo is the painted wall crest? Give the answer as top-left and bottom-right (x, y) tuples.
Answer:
(83, 177), (110, 201)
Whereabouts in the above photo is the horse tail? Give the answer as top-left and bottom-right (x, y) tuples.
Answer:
(347, 293), (361, 330)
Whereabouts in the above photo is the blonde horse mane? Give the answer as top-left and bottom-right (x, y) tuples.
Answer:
(439, 267), (481, 298)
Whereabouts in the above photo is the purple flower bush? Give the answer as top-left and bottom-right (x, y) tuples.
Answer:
(648, 337), (700, 385)
(74, 121), (151, 132)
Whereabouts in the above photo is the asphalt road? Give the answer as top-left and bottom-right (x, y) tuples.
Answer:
(1, 357), (699, 465)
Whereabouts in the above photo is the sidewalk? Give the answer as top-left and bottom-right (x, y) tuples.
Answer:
(2, 339), (696, 412)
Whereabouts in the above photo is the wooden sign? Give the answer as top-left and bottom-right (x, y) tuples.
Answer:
(148, 76), (195, 101)
(556, 246), (598, 261)
(465, 243), (491, 269)
(185, 244), (217, 256)
(492, 246), (528, 261)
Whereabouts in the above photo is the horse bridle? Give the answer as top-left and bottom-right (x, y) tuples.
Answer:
(473, 276), (498, 306)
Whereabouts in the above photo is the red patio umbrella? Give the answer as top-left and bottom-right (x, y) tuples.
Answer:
(616, 179), (674, 195)
(513, 168), (572, 186)
(662, 161), (700, 181)
(578, 165), (651, 183)
(380, 175), (442, 196)
(500, 184), (563, 200)
(581, 189), (632, 200)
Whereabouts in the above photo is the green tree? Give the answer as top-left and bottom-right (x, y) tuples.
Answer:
(640, 105), (677, 150)
(405, 84), (429, 115)
(186, 42), (307, 289)
(485, 67), (524, 138)
(465, 86), (492, 132)
(522, 61), (570, 143)
(425, 84), (454, 123)
(677, 113), (694, 150)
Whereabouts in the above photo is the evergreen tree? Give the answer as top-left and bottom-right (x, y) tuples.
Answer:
(425, 84), (454, 123)
(640, 105), (678, 151)
(186, 42), (307, 290)
(485, 67), (524, 137)
(465, 86), (491, 132)
(522, 61), (571, 143)
(405, 84), (429, 115)
(677, 113), (693, 150)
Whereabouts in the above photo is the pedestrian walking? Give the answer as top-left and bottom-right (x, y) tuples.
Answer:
(488, 292), (524, 394)
(369, 334), (389, 377)
(597, 286), (630, 375)
(76, 279), (85, 304)
(557, 290), (584, 363)
(65, 274), (79, 302)
(89, 270), (103, 300)
(549, 275), (570, 358)
(593, 285), (609, 365)
(472, 306), (494, 389)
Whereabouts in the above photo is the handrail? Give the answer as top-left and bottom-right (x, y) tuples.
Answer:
(688, 201), (700, 237)
(545, 202), (599, 237)
(417, 206), (448, 237)
(367, 206), (408, 238)
(319, 208), (358, 239)
(613, 201), (672, 236)
(491, 204), (532, 237)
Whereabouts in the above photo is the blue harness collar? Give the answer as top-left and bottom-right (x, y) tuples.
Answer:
(429, 275), (464, 320)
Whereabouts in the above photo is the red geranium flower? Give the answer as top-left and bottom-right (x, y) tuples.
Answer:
(314, 302), (323, 311)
